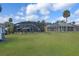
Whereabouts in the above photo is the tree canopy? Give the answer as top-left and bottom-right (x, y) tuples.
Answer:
(63, 10), (70, 18)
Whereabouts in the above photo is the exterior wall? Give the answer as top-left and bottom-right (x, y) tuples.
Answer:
(47, 23), (78, 32)
(74, 26), (79, 31)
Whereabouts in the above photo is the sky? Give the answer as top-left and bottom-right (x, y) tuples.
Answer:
(0, 3), (79, 24)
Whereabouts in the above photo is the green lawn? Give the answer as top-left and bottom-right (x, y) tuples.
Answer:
(0, 32), (79, 56)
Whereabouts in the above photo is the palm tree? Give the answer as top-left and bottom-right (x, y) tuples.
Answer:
(63, 10), (70, 31)
(63, 10), (70, 22)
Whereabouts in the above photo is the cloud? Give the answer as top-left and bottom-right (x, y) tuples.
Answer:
(20, 7), (25, 12)
(53, 16), (65, 23)
(73, 19), (79, 24)
(0, 16), (12, 23)
(52, 3), (73, 11)
(26, 3), (73, 15)
(14, 15), (26, 23)
(17, 7), (25, 16)
(26, 15), (39, 21)
(52, 16), (72, 23)
(0, 17), (7, 23)
(15, 16), (20, 20)
(74, 9), (79, 15)
(14, 6), (26, 23)
(21, 17), (25, 20)
(17, 11), (24, 16)
(43, 16), (50, 20)
(67, 10), (79, 23)
(26, 3), (50, 15)
(49, 16), (60, 23)
(25, 3), (74, 21)
(25, 3), (51, 21)
(26, 4), (38, 15)
(57, 16), (65, 20)
(39, 8), (50, 15)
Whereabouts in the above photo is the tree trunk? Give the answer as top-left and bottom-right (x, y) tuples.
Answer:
(66, 17), (67, 32)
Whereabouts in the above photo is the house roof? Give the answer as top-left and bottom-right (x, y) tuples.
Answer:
(47, 21), (75, 27)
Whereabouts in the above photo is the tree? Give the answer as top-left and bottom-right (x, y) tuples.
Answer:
(8, 23), (14, 34)
(72, 21), (75, 25)
(40, 20), (47, 32)
(5, 18), (14, 34)
(37, 20), (46, 32)
(63, 10), (70, 22)
(9, 18), (13, 23)
(63, 10), (70, 31)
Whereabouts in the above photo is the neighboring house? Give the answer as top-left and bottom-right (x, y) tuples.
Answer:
(14, 21), (41, 32)
(0, 24), (5, 40)
(47, 21), (79, 32)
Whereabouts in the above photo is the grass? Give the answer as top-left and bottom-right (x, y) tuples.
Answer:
(0, 32), (79, 56)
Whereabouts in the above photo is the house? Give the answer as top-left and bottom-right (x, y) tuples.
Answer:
(0, 24), (5, 41)
(47, 21), (79, 32)
(14, 21), (41, 32)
